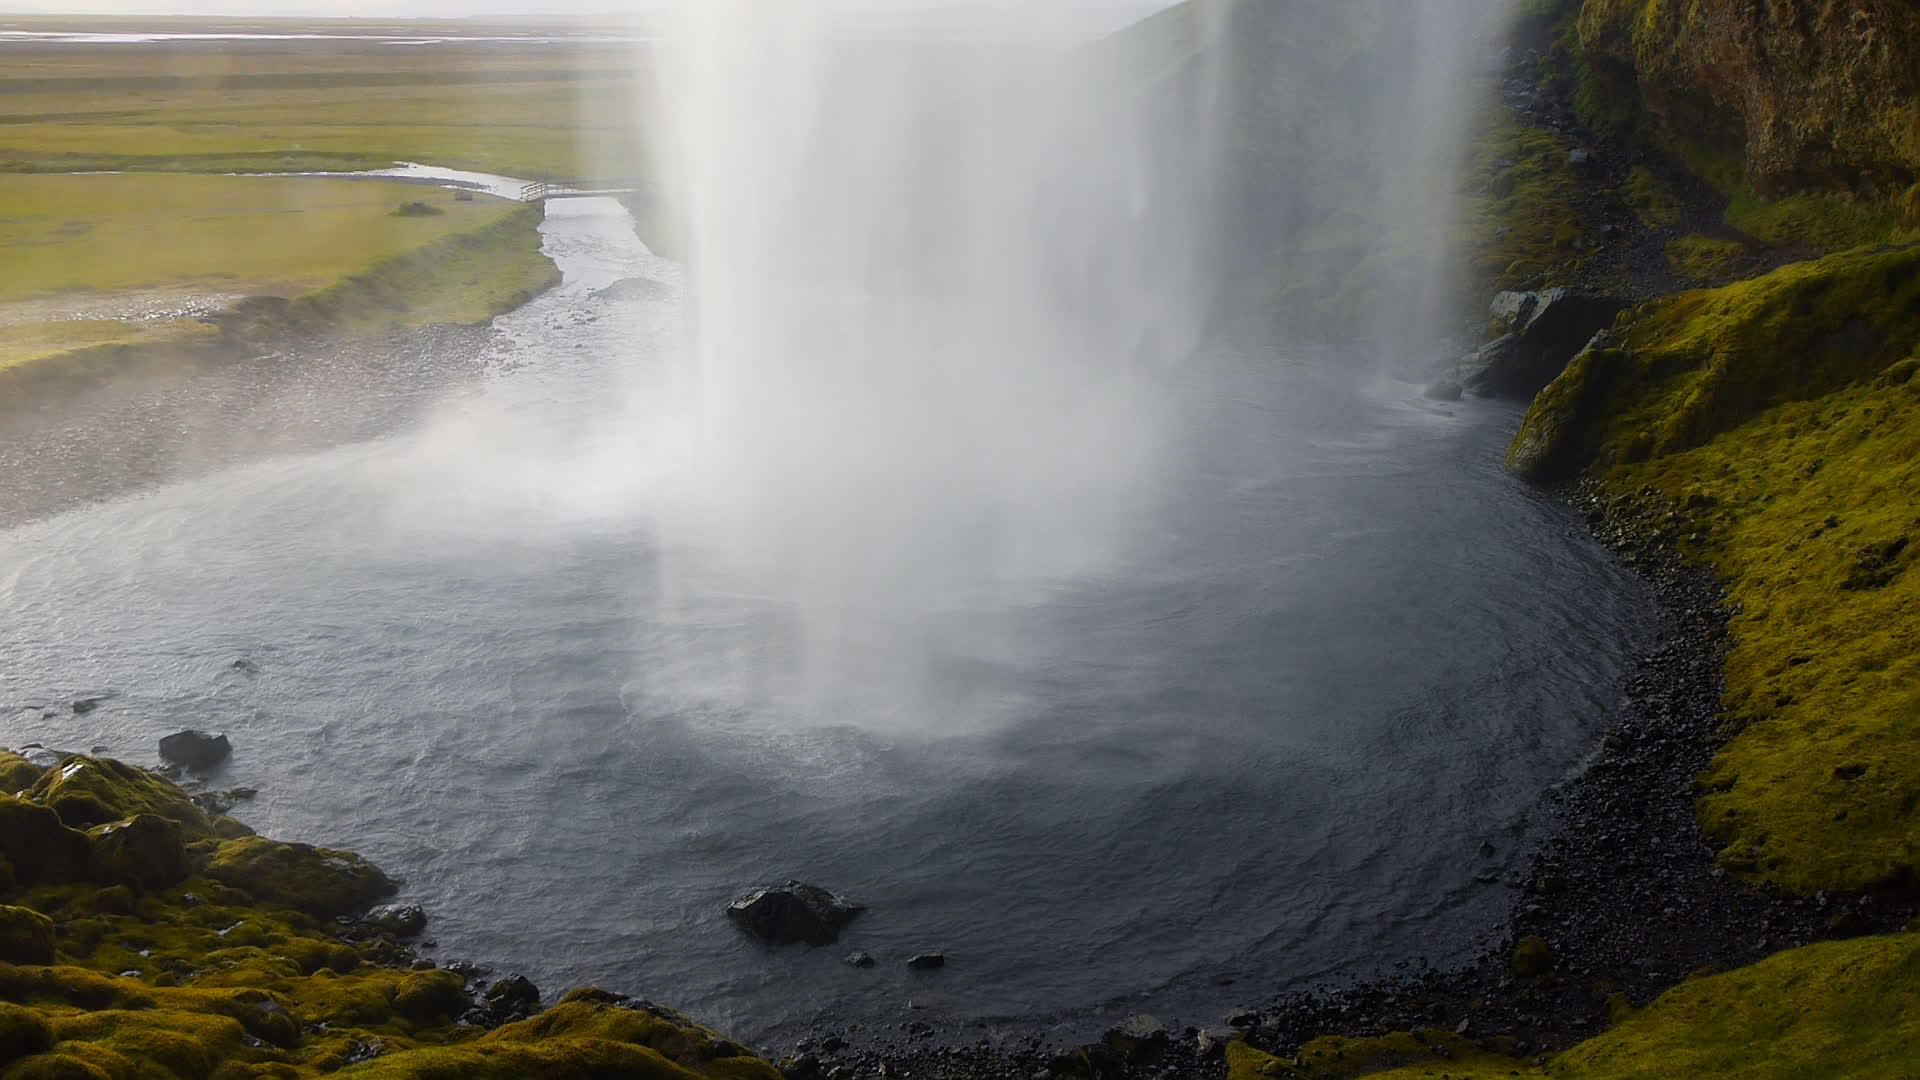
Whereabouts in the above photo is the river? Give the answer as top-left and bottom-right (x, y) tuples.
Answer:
(0, 188), (1656, 1047)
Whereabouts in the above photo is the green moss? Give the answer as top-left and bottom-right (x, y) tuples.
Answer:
(1466, 113), (1592, 291)
(0, 1003), (53, 1064)
(203, 838), (394, 921)
(336, 1039), (710, 1080)
(1574, 0), (1920, 256)
(1512, 245), (1920, 892)
(0, 800), (91, 888)
(1724, 193), (1909, 253)
(1511, 935), (1554, 978)
(1665, 233), (1750, 283)
(1343, 934), (1920, 1079)
(1507, 343), (1631, 481)
(1522, 245), (1920, 470)
(1227, 1031), (1508, 1079)
(272, 204), (558, 336)
(1618, 165), (1679, 227)
(1613, 376), (1920, 891)
(389, 971), (468, 1026)
(0, 911), (54, 968)
(26, 759), (212, 838)
(86, 816), (189, 894)
(0, 757), (42, 798)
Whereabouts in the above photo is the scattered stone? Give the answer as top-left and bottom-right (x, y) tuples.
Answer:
(1567, 148), (1593, 167)
(844, 951), (876, 968)
(725, 881), (864, 946)
(1103, 1015), (1170, 1063)
(191, 787), (259, 817)
(158, 730), (232, 771)
(905, 953), (946, 971)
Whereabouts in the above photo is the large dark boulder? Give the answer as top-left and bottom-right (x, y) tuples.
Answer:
(1460, 289), (1628, 399)
(158, 730), (232, 772)
(725, 881), (863, 946)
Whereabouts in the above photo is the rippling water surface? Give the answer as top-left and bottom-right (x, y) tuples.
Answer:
(0, 198), (1654, 1045)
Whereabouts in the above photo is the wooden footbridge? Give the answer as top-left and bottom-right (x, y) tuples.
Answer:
(517, 180), (645, 202)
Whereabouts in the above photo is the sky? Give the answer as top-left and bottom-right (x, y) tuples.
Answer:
(0, 0), (1169, 18)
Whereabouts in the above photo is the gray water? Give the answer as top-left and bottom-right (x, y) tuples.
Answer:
(0, 197), (1653, 1045)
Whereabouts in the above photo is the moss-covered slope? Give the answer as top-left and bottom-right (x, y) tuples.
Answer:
(1509, 245), (1920, 893)
(1228, 932), (1920, 1079)
(0, 752), (777, 1080)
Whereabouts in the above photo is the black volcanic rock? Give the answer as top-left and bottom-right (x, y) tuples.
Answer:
(725, 880), (863, 946)
(158, 730), (231, 771)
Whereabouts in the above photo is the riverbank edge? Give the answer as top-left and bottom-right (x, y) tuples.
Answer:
(0, 201), (559, 425)
(0, 749), (793, 1079)
(770, 466), (1915, 1080)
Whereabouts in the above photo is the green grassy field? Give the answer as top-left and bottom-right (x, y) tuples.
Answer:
(0, 25), (648, 179)
(0, 22), (625, 375)
(0, 173), (538, 370)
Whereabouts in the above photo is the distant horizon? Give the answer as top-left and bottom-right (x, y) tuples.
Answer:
(0, 1), (1173, 19)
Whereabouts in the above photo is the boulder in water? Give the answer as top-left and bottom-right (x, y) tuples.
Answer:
(158, 730), (231, 771)
(725, 880), (864, 946)
(473, 974), (542, 1026)
(360, 903), (429, 939)
(905, 952), (945, 970)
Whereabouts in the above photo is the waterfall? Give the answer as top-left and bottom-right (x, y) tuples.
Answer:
(629, 0), (1506, 731)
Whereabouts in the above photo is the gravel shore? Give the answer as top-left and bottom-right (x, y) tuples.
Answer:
(0, 323), (494, 530)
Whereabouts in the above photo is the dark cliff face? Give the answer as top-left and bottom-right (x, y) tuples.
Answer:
(1579, 0), (1920, 210)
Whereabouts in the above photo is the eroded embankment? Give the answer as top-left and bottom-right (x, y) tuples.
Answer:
(0, 203), (559, 528)
(0, 202), (557, 417)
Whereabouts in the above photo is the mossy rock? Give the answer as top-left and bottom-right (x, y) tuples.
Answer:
(0, 755), (42, 798)
(1520, 245), (1920, 476)
(0, 909), (54, 967)
(86, 815), (189, 893)
(1508, 343), (1631, 480)
(204, 838), (395, 920)
(1227, 1029), (1504, 1079)
(26, 759), (212, 838)
(1511, 934), (1554, 978)
(490, 1001), (761, 1071)
(0, 799), (89, 888)
(1666, 233), (1752, 283)
(390, 970), (469, 1025)
(0, 1002), (52, 1064)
